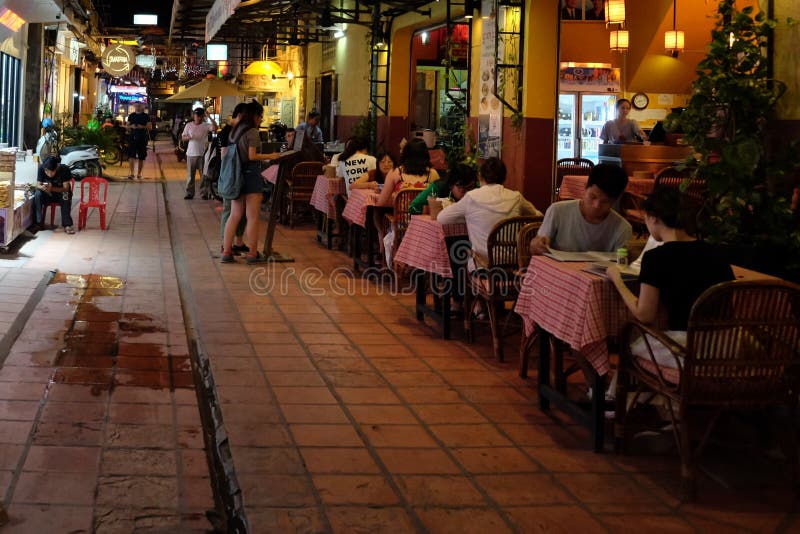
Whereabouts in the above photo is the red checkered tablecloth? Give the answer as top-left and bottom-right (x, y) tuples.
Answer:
(559, 175), (654, 200)
(514, 256), (634, 375)
(394, 215), (469, 278)
(261, 165), (279, 185)
(310, 175), (346, 218)
(342, 189), (381, 228)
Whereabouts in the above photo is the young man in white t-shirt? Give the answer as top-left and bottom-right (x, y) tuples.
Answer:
(181, 107), (217, 199)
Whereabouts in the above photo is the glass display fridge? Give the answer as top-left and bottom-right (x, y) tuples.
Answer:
(557, 93), (616, 163)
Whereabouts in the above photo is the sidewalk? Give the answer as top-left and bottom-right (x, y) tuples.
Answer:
(0, 140), (797, 533)
(0, 150), (211, 532)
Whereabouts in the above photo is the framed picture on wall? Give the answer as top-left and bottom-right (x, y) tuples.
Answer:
(560, 0), (605, 21)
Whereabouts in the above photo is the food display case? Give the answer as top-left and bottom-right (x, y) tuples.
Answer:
(0, 150), (38, 252)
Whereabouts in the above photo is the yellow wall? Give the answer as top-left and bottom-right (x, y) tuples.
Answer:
(335, 24), (372, 117)
(524, 0), (559, 118)
(771, 0), (800, 120)
(304, 43), (321, 118)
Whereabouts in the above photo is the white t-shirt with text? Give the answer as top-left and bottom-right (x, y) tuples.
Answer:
(338, 153), (376, 195)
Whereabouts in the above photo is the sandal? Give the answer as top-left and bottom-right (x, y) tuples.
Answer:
(64, 226), (76, 235)
(127, 175), (134, 180)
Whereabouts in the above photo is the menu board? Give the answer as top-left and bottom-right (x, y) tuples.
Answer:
(478, 0), (502, 158)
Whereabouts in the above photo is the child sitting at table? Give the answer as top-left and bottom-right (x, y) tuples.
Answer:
(530, 163), (632, 255)
(607, 186), (734, 369)
(408, 163), (477, 215)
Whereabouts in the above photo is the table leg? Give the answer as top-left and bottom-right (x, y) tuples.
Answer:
(415, 270), (426, 322)
(440, 275), (451, 340)
(538, 329), (551, 410)
(365, 206), (376, 269)
(351, 224), (361, 271)
(554, 341), (567, 394)
(591, 371), (606, 452)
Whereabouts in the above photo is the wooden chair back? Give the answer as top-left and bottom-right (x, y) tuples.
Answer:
(486, 216), (543, 272)
(684, 280), (800, 406)
(516, 221), (544, 272)
(290, 161), (324, 198)
(391, 187), (424, 239)
(556, 157), (594, 196)
(654, 166), (706, 205)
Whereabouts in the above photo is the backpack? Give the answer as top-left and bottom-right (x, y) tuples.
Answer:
(218, 127), (250, 200)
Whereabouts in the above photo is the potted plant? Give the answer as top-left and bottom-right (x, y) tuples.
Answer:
(667, 0), (800, 279)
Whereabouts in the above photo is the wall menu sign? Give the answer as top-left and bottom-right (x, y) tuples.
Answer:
(102, 45), (134, 76)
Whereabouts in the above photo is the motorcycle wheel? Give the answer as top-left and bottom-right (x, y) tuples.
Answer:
(85, 160), (102, 179)
(101, 147), (120, 166)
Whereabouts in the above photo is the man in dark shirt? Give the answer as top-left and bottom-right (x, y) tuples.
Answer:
(126, 101), (151, 180)
(296, 111), (324, 146)
(33, 156), (74, 234)
(561, 0), (582, 20)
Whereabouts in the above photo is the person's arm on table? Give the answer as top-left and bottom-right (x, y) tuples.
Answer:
(350, 171), (377, 190)
(436, 194), (468, 225)
(607, 267), (660, 324)
(408, 182), (439, 215)
(529, 205), (555, 255)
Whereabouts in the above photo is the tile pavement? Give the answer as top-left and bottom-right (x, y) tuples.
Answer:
(0, 140), (796, 533)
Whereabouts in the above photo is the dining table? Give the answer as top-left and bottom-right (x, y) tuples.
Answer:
(310, 175), (346, 249)
(558, 174), (655, 201)
(342, 189), (382, 271)
(394, 215), (470, 339)
(514, 256), (774, 452)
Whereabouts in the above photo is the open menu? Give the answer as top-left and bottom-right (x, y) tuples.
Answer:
(582, 261), (640, 281)
(544, 248), (618, 262)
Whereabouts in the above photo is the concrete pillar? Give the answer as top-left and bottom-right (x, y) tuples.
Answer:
(23, 23), (43, 151)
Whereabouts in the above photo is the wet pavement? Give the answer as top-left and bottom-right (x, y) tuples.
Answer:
(0, 140), (798, 533)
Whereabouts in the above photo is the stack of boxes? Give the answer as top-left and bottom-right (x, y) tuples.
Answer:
(0, 150), (14, 208)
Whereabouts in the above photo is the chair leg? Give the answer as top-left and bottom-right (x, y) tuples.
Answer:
(613, 364), (630, 453)
(49, 205), (56, 226)
(463, 287), (473, 344)
(99, 207), (106, 230)
(487, 299), (502, 361)
(679, 408), (696, 501)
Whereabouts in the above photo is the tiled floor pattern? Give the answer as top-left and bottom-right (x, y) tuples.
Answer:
(0, 141), (796, 533)
(159, 148), (799, 534)
(0, 177), (212, 532)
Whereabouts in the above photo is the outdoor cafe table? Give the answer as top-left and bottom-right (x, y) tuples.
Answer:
(310, 175), (346, 249)
(559, 174), (655, 200)
(342, 189), (382, 271)
(514, 256), (776, 451)
(394, 215), (469, 339)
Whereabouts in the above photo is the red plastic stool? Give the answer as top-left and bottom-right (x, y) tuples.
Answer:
(42, 201), (63, 226)
(77, 176), (109, 230)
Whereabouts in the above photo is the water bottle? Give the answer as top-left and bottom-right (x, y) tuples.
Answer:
(616, 247), (629, 267)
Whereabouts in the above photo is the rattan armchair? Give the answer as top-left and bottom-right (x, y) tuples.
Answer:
(464, 215), (543, 361)
(384, 187), (424, 272)
(285, 161), (324, 228)
(614, 280), (800, 500)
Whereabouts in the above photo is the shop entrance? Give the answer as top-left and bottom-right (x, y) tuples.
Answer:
(319, 73), (334, 142)
(410, 23), (470, 153)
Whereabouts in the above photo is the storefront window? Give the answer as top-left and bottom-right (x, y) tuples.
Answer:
(410, 24), (470, 152)
(0, 52), (21, 145)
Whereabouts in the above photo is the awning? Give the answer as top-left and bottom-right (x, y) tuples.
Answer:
(164, 77), (241, 101)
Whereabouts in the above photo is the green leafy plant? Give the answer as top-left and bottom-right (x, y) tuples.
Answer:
(668, 0), (800, 278)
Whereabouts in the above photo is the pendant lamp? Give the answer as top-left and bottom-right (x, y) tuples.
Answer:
(664, 0), (684, 57)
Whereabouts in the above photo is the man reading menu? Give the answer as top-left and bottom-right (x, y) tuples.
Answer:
(530, 164), (632, 255)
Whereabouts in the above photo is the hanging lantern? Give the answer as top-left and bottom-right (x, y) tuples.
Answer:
(664, 30), (685, 55)
(609, 30), (629, 52)
(605, 0), (626, 26)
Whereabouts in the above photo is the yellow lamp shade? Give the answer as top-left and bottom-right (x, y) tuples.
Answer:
(243, 60), (283, 76)
(609, 30), (629, 51)
(605, 0), (626, 25)
(664, 30), (685, 52)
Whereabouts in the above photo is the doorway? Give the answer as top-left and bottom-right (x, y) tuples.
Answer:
(320, 73), (333, 142)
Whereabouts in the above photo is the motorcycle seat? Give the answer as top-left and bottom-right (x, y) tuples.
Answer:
(61, 145), (95, 154)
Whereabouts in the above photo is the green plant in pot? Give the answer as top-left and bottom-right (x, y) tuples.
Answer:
(667, 0), (800, 279)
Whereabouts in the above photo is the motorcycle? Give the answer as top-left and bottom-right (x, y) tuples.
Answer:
(36, 119), (104, 180)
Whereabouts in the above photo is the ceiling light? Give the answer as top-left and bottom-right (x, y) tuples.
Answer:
(133, 14), (157, 25)
(333, 29), (345, 39)
(0, 7), (25, 32)
(421, 31), (429, 44)
(243, 60), (283, 76)
(664, 0), (684, 57)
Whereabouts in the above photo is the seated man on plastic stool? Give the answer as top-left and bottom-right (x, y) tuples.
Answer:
(33, 156), (74, 234)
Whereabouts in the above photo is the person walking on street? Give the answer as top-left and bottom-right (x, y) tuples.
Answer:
(126, 101), (152, 180)
(182, 107), (217, 199)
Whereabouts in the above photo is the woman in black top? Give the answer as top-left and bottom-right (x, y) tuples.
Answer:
(608, 187), (734, 366)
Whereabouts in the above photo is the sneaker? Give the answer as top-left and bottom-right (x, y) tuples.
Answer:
(232, 244), (250, 254)
(220, 254), (235, 263)
(246, 252), (269, 264)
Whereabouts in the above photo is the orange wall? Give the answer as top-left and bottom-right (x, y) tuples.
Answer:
(558, 0), (761, 94)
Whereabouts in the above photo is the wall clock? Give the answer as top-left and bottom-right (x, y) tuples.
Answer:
(632, 92), (649, 110)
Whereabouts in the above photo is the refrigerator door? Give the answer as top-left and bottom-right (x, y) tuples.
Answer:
(580, 94), (616, 163)
(557, 93), (576, 160)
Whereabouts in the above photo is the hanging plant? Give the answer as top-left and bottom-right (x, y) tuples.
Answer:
(668, 1), (800, 279)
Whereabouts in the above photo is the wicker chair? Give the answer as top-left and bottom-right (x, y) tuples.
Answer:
(285, 161), (324, 228)
(464, 215), (543, 361)
(384, 188), (425, 271)
(556, 158), (594, 200)
(515, 221), (544, 374)
(614, 280), (800, 500)
(619, 166), (705, 234)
